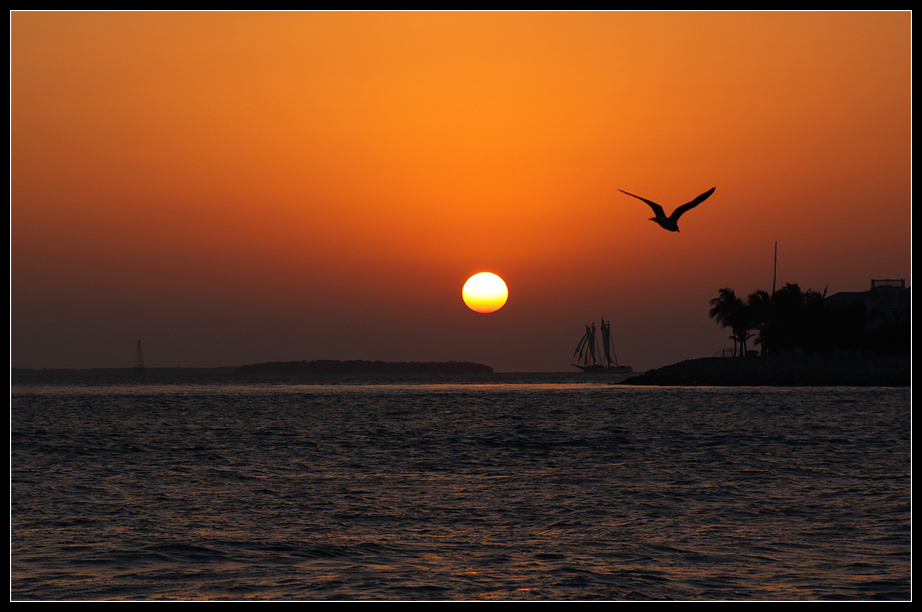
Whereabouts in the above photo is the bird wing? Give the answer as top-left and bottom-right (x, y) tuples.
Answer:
(619, 189), (666, 218)
(669, 187), (716, 221)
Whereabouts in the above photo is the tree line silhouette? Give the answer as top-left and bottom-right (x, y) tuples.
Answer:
(709, 282), (909, 358)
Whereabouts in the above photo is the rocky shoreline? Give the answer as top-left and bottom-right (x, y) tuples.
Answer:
(622, 355), (911, 387)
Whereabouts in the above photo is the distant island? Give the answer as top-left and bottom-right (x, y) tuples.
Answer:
(233, 360), (494, 377)
(651, 278), (910, 387)
(621, 355), (909, 387)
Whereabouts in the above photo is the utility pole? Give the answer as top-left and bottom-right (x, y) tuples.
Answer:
(134, 340), (146, 376)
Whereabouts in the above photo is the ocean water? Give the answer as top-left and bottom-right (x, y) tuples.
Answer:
(11, 373), (911, 601)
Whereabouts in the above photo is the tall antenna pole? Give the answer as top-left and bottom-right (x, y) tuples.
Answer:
(772, 241), (777, 296)
(134, 340), (146, 376)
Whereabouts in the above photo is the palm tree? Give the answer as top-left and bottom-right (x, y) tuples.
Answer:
(747, 289), (773, 356)
(768, 283), (803, 355)
(709, 288), (751, 357)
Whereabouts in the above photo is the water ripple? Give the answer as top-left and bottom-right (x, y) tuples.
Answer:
(11, 379), (911, 600)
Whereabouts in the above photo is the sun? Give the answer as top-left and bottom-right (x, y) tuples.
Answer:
(462, 272), (508, 313)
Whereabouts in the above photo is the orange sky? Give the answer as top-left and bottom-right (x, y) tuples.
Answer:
(11, 11), (912, 372)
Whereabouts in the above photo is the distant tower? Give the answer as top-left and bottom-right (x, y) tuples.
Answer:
(134, 340), (146, 376)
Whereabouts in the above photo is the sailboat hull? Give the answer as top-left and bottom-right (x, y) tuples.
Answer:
(574, 364), (633, 374)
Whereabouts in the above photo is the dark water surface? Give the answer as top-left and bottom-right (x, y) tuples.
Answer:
(11, 373), (911, 600)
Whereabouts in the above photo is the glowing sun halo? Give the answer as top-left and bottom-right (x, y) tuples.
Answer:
(462, 272), (508, 313)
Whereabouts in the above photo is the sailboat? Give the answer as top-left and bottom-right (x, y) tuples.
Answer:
(572, 318), (632, 373)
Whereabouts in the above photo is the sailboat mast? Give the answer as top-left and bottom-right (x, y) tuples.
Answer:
(600, 318), (611, 367)
(588, 323), (597, 366)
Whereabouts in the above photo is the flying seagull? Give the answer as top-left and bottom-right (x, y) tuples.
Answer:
(620, 187), (716, 232)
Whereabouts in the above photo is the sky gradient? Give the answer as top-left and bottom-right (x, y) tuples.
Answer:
(11, 11), (912, 372)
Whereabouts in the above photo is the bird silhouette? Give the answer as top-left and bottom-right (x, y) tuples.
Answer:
(620, 187), (716, 232)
